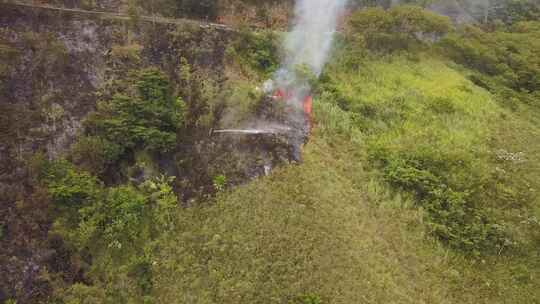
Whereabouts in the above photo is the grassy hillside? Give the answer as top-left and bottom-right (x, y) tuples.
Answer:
(142, 56), (539, 304)
(2, 3), (540, 304)
(57, 55), (539, 303)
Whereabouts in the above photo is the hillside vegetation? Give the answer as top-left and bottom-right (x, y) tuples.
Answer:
(1, 1), (540, 304)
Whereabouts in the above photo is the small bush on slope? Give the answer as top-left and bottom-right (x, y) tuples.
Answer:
(76, 68), (185, 175)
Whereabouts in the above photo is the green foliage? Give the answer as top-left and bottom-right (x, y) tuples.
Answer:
(84, 68), (185, 163)
(31, 158), (103, 250)
(439, 22), (540, 97)
(33, 160), (170, 253)
(319, 54), (521, 254)
(219, 79), (263, 126)
(173, 58), (221, 130)
(313, 92), (363, 142)
(291, 294), (322, 304)
(37, 159), (101, 209)
(229, 28), (279, 76)
(127, 256), (154, 296)
(141, 175), (178, 231)
(370, 146), (507, 253)
(212, 174), (227, 192)
(61, 284), (106, 304)
(78, 186), (147, 250)
(348, 6), (451, 53)
(490, 0), (540, 24)
(150, 134), (456, 304)
(70, 136), (124, 176)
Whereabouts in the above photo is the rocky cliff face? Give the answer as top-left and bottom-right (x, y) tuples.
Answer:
(0, 4), (233, 301)
(0, 3), (232, 162)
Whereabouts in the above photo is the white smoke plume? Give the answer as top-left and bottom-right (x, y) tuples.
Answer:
(271, 0), (348, 160)
(283, 0), (349, 76)
(266, 0), (348, 95)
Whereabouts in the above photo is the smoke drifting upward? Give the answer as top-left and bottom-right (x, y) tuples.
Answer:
(262, 0), (348, 160)
(283, 0), (349, 77)
(267, 0), (348, 101)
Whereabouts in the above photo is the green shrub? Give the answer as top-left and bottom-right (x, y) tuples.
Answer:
(439, 22), (540, 96)
(70, 136), (124, 175)
(229, 28), (279, 76)
(291, 294), (322, 304)
(38, 159), (101, 209)
(78, 186), (147, 250)
(370, 147), (508, 254)
(61, 283), (106, 304)
(127, 256), (154, 295)
(84, 68), (185, 157)
(212, 174), (227, 192)
(348, 6), (451, 53)
(141, 175), (178, 231)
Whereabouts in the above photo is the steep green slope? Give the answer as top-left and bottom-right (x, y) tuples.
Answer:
(50, 53), (540, 304)
(152, 134), (451, 304)
(142, 56), (539, 303)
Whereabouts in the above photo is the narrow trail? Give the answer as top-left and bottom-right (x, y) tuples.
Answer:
(1, 1), (236, 31)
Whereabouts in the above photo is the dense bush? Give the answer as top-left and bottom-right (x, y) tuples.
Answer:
(440, 22), (540, 95)
(37, 159), (101, 210)
(78, 185), (147, 250)
(70, 136), (124, 176)
(348, 6), (451, 52)
(370, 146), (508, 254)
(228, 28), (279, 76)
(79, 68), (185, 173)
